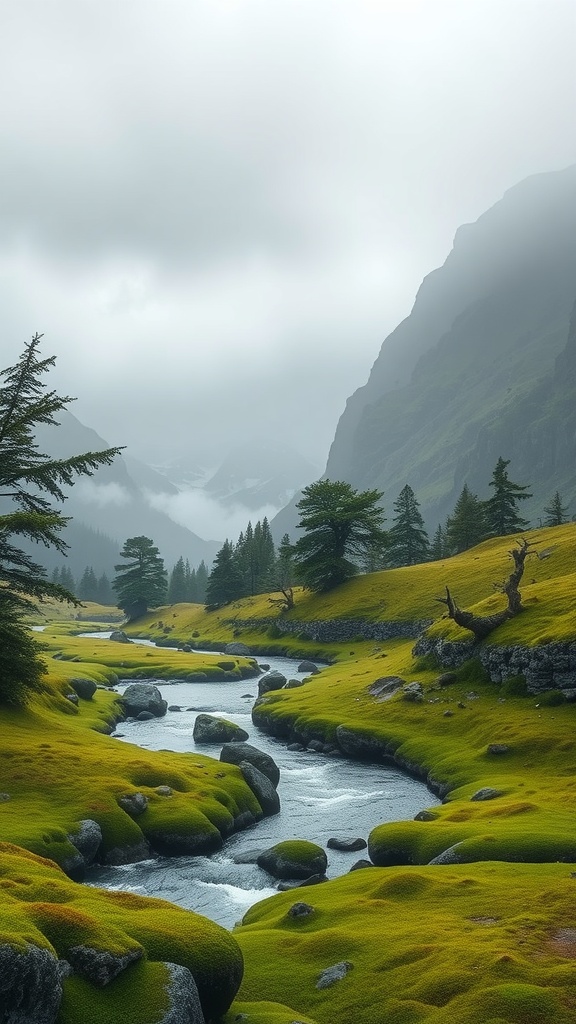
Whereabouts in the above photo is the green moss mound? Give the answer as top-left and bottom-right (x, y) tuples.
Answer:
(0, 844), (243, 1022)
(231, 863), (576, 1024)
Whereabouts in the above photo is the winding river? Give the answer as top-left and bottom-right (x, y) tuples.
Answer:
(82, 636), (431, 929)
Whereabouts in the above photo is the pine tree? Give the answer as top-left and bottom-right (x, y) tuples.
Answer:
(96, 573), (114, 605)
(195, 560), (209, 603)
(293, 479), (387, 592)
(0, 334), (121, 703)
(168, 556), (188, 603)
(272, 532), (295, 609)
(113, 536), (167, 620)
(205, 541), (245, 609)
(445, 484), (486, 554)
(543, 491), (570, 527)
(387, 485), (429, 567)
(78, 566), (98, 601)
(255, 517), (276, 591)
(430, 524), (448, 561)
(61, 567), (76, 594)
(484, 457), (531, 537)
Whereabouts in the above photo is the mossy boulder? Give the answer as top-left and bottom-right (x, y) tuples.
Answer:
(257, 840), (327, 880)
(193, 714), (249, 744)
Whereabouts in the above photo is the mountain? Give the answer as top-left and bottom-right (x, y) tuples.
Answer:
(275, 164), (576, 537)
(203, 443), (319, 511)
(32, 411), (221, 573)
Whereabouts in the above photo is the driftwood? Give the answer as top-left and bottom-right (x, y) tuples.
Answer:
(436, 539), (531, 641)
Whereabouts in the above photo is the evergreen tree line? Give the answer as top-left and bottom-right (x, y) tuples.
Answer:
(206, 518), (291, 609)
(51, 554), (210, 607)
(431, 458), (572, 560)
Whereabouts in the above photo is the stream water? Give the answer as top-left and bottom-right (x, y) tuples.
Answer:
(80, 634), (430, 929)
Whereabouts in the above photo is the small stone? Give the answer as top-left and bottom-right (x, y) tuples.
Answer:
(155, 786), (173, 796)
(287, 902), (314, 918)
(443, 710), (454, 717)
(118, 792), (148, 817)
(327, 837), (367, 852)
(316, 961), (353, 989)
(349, 859), (375, 871)
(65, 693), (79, 705)
(0, 793), (11, 802)
(487, 744), (510, 755)
(470, 788), (503, 801)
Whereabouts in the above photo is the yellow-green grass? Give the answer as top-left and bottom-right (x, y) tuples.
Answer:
(0, 843), (242, 1023)
(0, 660), (261, 866)
(252, 640), (576, 866)
(27, 599), (123, 625)
(231, 861), (576, 1024)
(126, 524), (576, 657)
(39, 626), (261, 683)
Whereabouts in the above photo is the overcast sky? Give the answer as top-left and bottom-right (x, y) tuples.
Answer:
(1, 0), (575, 473)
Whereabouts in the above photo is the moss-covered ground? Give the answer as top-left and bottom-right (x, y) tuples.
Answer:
(0, 843), (243, 1023)
(230, 862), (576, 1024)
(4, 521), (576, 1023)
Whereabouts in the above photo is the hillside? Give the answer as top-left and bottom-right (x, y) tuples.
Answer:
(273, 164), (576, 540)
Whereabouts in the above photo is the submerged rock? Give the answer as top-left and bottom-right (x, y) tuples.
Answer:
(327, 837), (367, 852)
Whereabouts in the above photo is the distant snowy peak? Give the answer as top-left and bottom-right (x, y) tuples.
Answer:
(203, 444), (319, 511)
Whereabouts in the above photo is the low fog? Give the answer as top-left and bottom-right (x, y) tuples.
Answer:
(1, 0), (575, 487)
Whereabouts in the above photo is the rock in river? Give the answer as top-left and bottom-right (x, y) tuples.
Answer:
(121, 683), (167, 718)
(193, 714), (249, 744)
(220, 742), (280, 788)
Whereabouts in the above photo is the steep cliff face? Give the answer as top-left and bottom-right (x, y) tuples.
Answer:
(324, 164), (576, 527)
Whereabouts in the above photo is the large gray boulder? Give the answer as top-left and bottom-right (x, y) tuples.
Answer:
(193, 714), (249, 744)
(258, 670), (287, 696)
(0, 943), (63, 1023)
(297, 661), (319, 674)
(220, 742), (280, 788)
(109, 630), (131, 643)
(121, 683), (167, 718)
(69, 677), (97, 700)
(239, 761), (280, 817)
(224, 642), (251, 655)
(159, 963), (205, 1024)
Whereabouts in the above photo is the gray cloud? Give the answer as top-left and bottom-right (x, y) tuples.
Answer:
(1, 0), (575, 471)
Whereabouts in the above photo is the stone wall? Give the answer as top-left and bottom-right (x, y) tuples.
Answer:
(414, 635), (576, 695)
(224, 616), (432, 644)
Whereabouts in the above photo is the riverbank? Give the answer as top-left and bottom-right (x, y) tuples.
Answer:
(6, 520), (576, 1023)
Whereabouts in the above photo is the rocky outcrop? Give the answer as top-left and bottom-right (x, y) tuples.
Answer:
(109, 630), (131, 643)
(192, 714), (249, 744)
(316, 961), (353, 989)
(120, 683), (167, 718)
(227, 615), (431, 644)
(414, 636), (576, 694)
(220, 742), (280, 788)
(0, 943), (63, 1023)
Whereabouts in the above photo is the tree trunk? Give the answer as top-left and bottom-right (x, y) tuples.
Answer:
(436, 539), (530, 641)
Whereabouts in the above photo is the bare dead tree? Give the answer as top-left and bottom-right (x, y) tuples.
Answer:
(436, 538), (531, 641)
(268, 586), (295, 612)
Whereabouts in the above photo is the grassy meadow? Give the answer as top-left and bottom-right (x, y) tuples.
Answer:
(3, 521), (575, 1022)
